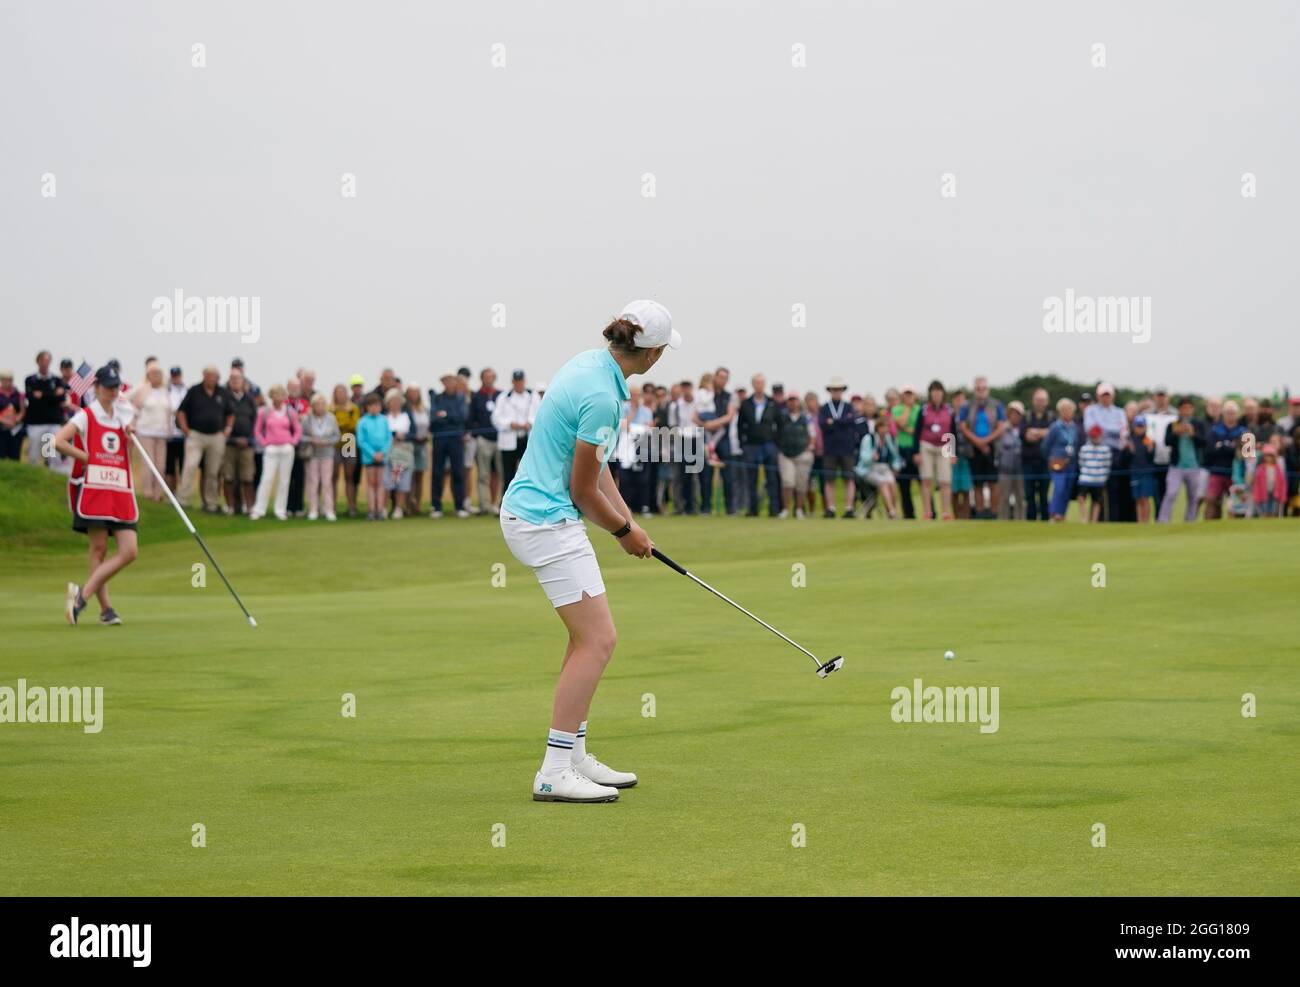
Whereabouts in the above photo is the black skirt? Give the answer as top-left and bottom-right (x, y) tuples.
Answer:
(72, 511), (138, 534)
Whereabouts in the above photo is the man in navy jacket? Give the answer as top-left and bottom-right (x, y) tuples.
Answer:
(468, 368), (501, 514)
(818, 377), (857, 517)
(429, 372), (469, 517)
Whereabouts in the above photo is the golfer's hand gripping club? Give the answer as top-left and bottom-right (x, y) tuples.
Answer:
(618, 523), (654, 558)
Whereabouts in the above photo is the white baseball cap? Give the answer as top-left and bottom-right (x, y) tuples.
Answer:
(620, 299), (680, 349)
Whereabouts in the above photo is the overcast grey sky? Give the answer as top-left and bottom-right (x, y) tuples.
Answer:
(3, 0), (1297, 396)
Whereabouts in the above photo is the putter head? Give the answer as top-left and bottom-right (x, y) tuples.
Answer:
(816, 656), (845, 679)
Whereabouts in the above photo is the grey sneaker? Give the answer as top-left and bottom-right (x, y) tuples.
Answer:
(99, 608), (123, 626)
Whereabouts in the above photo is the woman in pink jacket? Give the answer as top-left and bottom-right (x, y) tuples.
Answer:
(1252, 443), (1287, 517)
(250, 384), (302, 520)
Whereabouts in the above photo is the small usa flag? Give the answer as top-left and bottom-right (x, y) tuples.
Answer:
(68, 361), (94, 402)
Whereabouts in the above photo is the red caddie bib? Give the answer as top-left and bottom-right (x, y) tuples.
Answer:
(68, 409), (139, 523)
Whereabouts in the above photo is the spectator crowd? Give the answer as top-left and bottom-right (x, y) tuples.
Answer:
(4, 350), (1298, 523)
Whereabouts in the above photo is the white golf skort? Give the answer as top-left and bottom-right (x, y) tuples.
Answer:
(500, 512), (606, 608)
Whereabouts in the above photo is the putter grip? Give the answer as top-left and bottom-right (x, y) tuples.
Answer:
(652, 549), (688, 576)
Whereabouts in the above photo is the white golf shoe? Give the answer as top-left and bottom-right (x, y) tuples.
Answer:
(532, 766), (619, 803)
(572, 753), (638, 789)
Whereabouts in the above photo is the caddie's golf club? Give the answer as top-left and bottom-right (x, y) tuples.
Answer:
(130, 432), (258, 627)
(651, 548), (843, 678)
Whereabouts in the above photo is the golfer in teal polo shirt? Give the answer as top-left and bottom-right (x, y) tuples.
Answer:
(501, 300), (679, 803)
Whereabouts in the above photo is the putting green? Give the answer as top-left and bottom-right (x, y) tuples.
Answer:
(1, 463), (1296, 895)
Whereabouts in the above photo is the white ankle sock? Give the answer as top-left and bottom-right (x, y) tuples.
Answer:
(572, 721), (588, 762)
(541, 728), (576, 775)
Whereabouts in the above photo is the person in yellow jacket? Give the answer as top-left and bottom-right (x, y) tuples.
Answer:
(331, 383), (362, 517)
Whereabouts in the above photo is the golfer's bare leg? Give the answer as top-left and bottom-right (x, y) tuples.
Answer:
(551, 591), (616, 734)
(82, 530), (138, 602)
(87, 529), (110, 608)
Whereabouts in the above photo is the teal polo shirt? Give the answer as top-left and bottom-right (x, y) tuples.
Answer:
(502, 348), (631, 525)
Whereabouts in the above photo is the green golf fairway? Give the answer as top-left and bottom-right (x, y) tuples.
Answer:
(2, 464), (1297, 896)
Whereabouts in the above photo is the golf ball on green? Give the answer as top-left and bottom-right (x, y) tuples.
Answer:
(944, 650), (955, 661)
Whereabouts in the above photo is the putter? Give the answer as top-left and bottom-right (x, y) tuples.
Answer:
(130, 432), (258, 627)
(651, 548), (843, 678)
